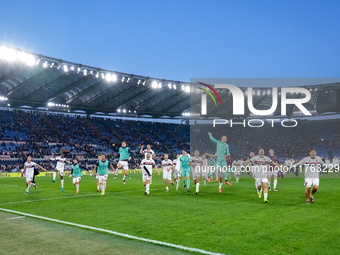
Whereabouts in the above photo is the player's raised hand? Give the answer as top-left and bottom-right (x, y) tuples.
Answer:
(141, 145), (144, 149)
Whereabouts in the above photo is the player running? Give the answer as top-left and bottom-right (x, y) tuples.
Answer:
(232, 158), (243, 182)
(173, 154), (181, 190)
(162, 153), (174, 192)
(190, 150), (203, 194)
(206, 155), (217, 182)
(267, 149), (279, 192)
(22, 156), (47, 194)
(140, 153), (160, 195)
(207, 132), (231, 193)
(243, 148), (279, 203)
(71, 158), (88, 193)
(93, 154), (115, 195)
(201, 154), (209, 186)
(292, 149), (324, 204)
(176, 149), (191, 192)
(50, 153), (68, 191)
(113, 141), (132, 184)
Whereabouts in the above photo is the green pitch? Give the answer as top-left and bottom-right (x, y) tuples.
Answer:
(0, 173), (339, 255)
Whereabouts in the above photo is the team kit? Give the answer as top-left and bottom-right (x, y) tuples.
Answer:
(22, 133), (339, 204)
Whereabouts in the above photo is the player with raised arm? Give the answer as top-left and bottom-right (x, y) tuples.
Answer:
(190, 150), (203, 195)
(243, 148), (279, 203)
(71, 158), (88, 193)
(51, 153), (69, 191)
(177, 149), (191, 192)
(23, 156), (47, 194)
(173, 154), (181, 190)
(140, 153), (160, 195)
(162, 153), (174, 192)
(292, 149), (324, 204)
(140, 144), (156, 159)
(93, 154), (115, 195)
(113, 141), (132, 184)
(207, 132), (231, 193)
(267, 149), (279, 192)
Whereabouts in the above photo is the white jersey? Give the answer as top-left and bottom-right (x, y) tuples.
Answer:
(190, 156), (203, 169)
(250, 155), (272, 178)
(162, 159), (173, 171)
(294, 156), (324, 178)
(202, 159), (208, 168)
(141, 158), (155, 173)
(51, 156), (67, 171)
(232, 160), (243, 172)
(284, 160), (290, 167)
(25, 161), (37, 175)
(143, 149), (155, 159)
(332, 158), (339, 166)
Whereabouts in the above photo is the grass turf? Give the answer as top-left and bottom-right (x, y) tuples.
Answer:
(0, 173), (339, 255)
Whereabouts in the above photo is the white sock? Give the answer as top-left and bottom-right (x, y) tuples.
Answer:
(203, 179), (206, 185)
(97, 185), (99, 190)
(196, 182), (200, 192)
(219, 182), (222, 188)
(102, 181), (106, 192)
(264, 193), (268, 199)
(26, 184), (31, 192)
(274, 180), (277, 189)
(176, 179), (179, 188)
(53, 172), (56, 180)
(268, 182), (271, 189)
(61, 179), (64, 188)
(166, 186), (169, 191)
(76, 184), (79, 192)
(146, 183), (150, 193)
(123, 175), (126, 181)
(115, 169), (118, 175)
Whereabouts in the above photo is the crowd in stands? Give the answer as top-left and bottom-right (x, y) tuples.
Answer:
(0, 109), (189, 172)
(1, 109), (339, 172)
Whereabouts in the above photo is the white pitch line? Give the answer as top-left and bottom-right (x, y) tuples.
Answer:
(0, 207), (225, 255)
(0, 188), (163, 206)
(0, 184), (19, 187)
(7, 216), (25, 220)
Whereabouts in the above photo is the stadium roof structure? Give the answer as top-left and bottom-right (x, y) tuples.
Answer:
(0, 45), (191, 118)
(0, 45), (339, 119)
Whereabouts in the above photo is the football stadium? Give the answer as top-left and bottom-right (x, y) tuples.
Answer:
(1, 2), (340, 255)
